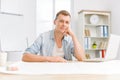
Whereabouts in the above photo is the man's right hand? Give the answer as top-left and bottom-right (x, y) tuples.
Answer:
(46, 56), (67, 62)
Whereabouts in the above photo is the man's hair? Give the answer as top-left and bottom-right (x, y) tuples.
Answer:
(55, 10), (71, 20)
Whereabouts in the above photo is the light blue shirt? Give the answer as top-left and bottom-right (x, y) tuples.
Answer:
(25, 29), (74, 60)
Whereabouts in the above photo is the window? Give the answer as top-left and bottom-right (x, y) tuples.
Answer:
(36, 0), (71, 37)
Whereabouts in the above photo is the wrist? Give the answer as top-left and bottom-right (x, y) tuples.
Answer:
(46, 56), (51, 62)
(70, 32), (75, 38)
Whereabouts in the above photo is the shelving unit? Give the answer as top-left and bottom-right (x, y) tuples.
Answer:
(78, 10), (111, 59)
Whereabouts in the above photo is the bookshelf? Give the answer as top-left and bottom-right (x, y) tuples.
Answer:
(78, 10), (111, 59)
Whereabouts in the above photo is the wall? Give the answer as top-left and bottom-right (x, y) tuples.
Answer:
(20, 0), (36, 47)
(108, 0), (120, 59)
(0, 0), (36, 51)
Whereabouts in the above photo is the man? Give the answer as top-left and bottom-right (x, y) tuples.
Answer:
(22, 10), (85, 62)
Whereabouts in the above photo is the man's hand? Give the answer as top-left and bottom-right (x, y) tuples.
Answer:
(47, 56), (67, 62)
(63, 27), (74, 37)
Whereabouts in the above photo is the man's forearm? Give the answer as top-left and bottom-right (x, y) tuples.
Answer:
(22, 53), (67, 62)
(71, 34), (85, 61)
(22, 53), (50, 62)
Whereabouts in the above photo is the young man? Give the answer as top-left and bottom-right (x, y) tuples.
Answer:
(22, 10), (85, 62)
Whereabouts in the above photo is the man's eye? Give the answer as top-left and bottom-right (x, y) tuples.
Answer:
(59, 20), (63, 23)
(66, 21), (69, 24)
(67, 22), (69, 24)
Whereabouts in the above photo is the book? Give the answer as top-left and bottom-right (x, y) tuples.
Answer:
(84, 29), (87, 36)
(98, 41), (107, 49)
(99, 50), (102, 58)
(84, 29), (91, 36)
(97, 25), (108, 37)
(97, 26), (104, 37)
(87, 29), (91, 36)
(88, 38), (91, 49)
(103, 25), (108, 37)
(102, 50), (106, 58)
(84, 37), (91, 49)
(84, 37), (88, 49)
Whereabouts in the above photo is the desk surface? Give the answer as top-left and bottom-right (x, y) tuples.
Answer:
(0, 60), (120, 80)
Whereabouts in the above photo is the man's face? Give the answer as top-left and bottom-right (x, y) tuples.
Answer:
(54, 14), (70, 33)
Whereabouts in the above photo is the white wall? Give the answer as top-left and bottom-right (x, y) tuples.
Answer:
(20, 0), (36, 47)
(72, 0), (120, 59)
(0, 0), (36, 51)
(109, 0), (120, 35)
(109, 0), (120, 59)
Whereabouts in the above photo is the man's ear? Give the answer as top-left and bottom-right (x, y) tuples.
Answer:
(54, 20), (56, 25)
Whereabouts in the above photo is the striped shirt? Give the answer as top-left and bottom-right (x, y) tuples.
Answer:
(25, 29), (74, 60)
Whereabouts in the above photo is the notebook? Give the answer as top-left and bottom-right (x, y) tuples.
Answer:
(83, 34), (120, 62)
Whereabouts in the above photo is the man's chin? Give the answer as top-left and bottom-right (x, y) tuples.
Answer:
(56, 29), (65, 34)
(59, 30), (65, 34)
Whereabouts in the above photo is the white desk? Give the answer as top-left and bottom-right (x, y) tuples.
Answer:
(0, 60), (120, 80)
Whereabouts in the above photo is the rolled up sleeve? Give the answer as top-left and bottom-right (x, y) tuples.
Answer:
(25, 35), (42, 54)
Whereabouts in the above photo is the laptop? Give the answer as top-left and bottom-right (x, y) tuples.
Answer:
(83, 34), (120, 62)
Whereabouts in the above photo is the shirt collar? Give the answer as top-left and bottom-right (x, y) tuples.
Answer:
(50, 29), (68, 41)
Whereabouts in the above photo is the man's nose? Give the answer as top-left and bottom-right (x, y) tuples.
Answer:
(63, 22), (67, 27)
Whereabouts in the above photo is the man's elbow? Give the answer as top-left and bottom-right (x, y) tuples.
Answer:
(77, 58), (84, 61)
(22, 53), (30, 62)
(75, 54), (86, 61)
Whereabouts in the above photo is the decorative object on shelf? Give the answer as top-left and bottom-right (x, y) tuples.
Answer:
(90, 14), (99, 24)
(92, 41), (97, 49)
(84, 28), (91, 36)
(85, 53), (90, 59)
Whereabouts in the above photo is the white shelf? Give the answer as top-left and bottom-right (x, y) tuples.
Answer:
(0, 12), (23, 16)
(85, 24), (111, 26)
(84, 36), (109, 38)
(78, 10), (111, 59)
(85, 48), (107, 51)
